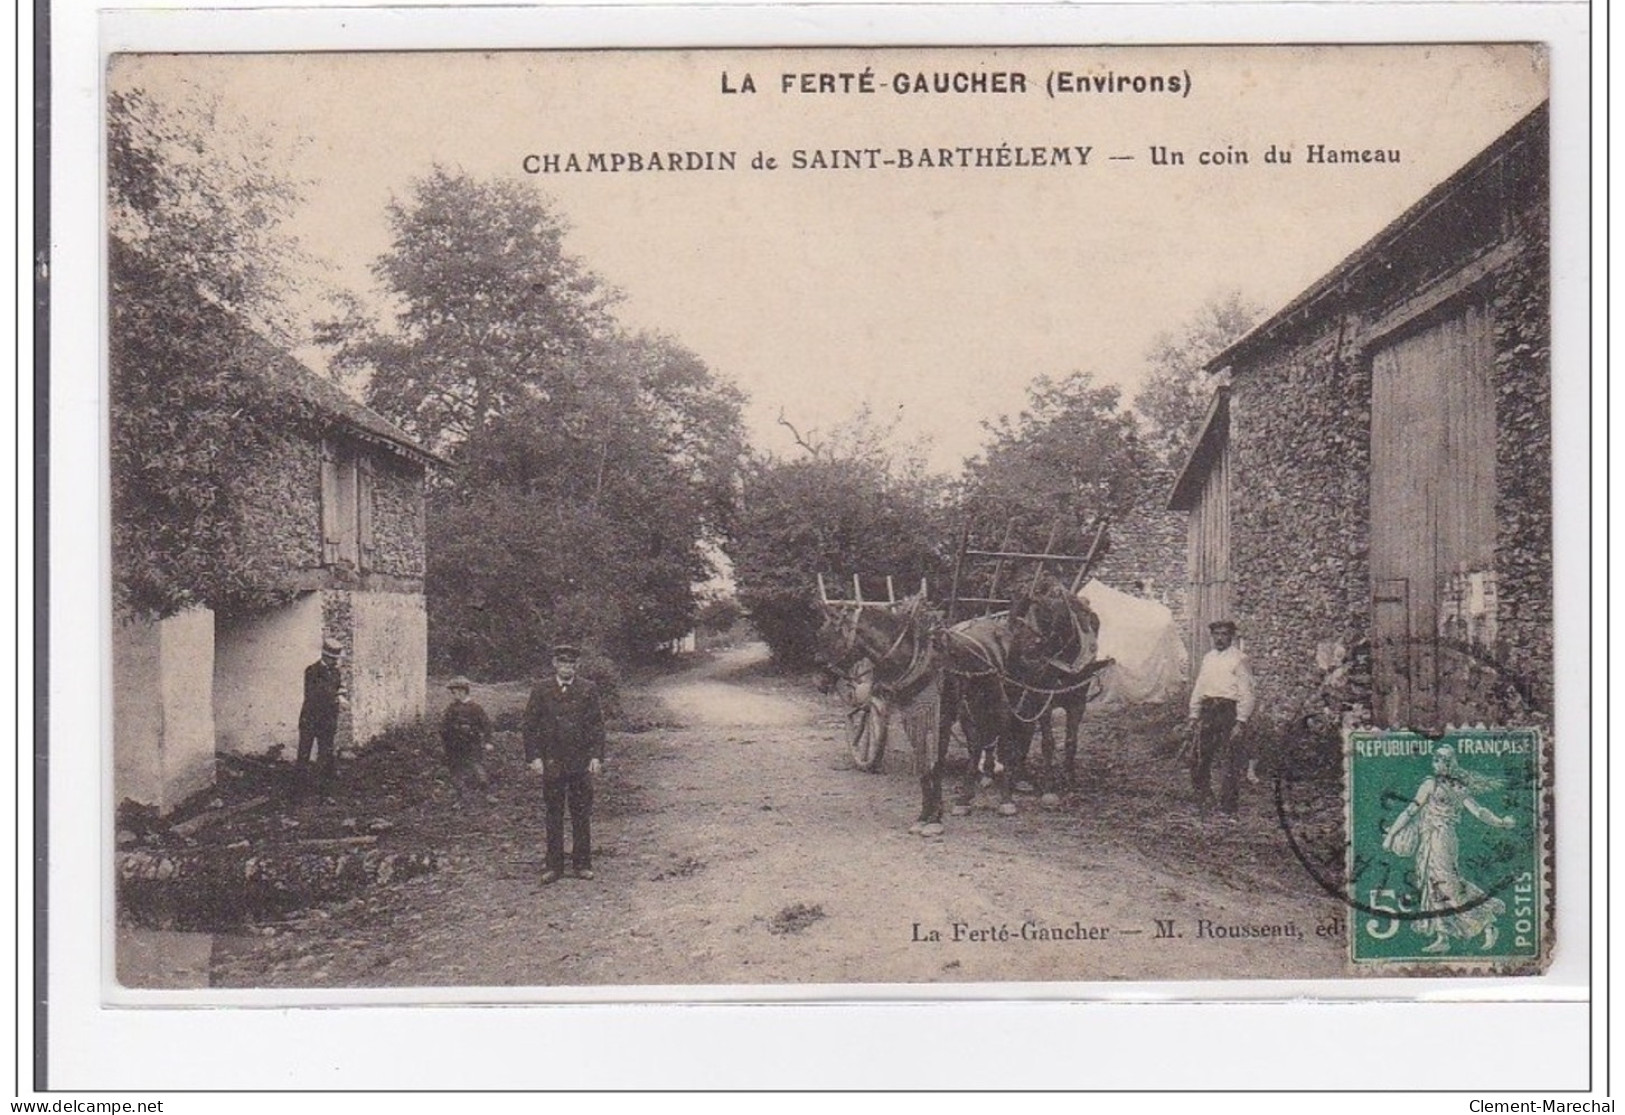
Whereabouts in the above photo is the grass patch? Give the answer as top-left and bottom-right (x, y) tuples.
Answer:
(768, 902), (826, 935)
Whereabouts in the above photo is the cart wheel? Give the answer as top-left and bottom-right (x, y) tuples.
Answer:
(849, 696), (889, 771)
(833, 658), (874, 708)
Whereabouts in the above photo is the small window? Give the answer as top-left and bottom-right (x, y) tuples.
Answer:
(321, 438), (376, 571)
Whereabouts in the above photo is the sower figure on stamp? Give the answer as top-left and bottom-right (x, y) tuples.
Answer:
(296, 638), (348, 796)
(1381, 744), (1515, 954)
(440, 676), (494, 804)
(524, 644), (606, 885)
(1185, 619), (1256, 819)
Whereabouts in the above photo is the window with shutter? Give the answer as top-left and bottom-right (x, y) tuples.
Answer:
(337, 457), (359, 566)
(320, 440), (343, 565)
(358, 455), (376, 572)
(320, 438), (362, 569)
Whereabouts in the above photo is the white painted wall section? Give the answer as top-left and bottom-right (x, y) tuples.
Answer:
(213, 592), (323, 757)
(350, 592), (427, 743)
(112, 608), (216, 813)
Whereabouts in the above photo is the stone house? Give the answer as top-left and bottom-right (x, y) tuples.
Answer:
(1167, 103), (1550, 728)
(114, 322), (443, 813)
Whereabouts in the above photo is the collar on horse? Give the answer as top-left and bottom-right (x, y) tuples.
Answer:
(843, 597), (939, 703)
(941, 601), (1113, 720)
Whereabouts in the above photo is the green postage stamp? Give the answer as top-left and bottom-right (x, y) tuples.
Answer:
(1347, 728), (1545, 968)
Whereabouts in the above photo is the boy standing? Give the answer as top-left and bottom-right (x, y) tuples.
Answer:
(440, 676), (493, 801)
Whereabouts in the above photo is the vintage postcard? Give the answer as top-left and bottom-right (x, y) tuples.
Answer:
(105, 41), (1560, 999)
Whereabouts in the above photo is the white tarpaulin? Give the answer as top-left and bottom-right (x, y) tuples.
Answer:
(1078, 579), (1189, 706)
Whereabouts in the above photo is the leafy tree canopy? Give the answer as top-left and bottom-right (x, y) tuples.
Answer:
(957, 371), (1149, 561)
(731, 407), (951, 667)
(1132, 291), (1262, 467)
(329, 170), (746, 671)
(326, 167), (621, 454)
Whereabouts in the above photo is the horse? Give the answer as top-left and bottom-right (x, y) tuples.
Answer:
(814, 595), (954, 836)
(1003, 582), (1113, 803)
(934, 612), (1024, 816)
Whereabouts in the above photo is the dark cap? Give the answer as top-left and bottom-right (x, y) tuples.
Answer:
(552, 644), (582, 662)
(1208, 619), (1237, 633)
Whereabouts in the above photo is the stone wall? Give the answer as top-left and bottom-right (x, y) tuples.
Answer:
(322, 589), (357, 747)
(1227, 324), (1371, 726)
(236, 431), (325, 581)
(1492, 195), (1553, 719)
(1222, 130), (1549, 726)
(368, 451), (427, 581)
(1093, 466), (1189, 630)
(233, 427), (426, 590)
(114, 608), (217, 812)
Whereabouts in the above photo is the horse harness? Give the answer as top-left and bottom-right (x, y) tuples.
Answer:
(830, 598), (940, 706)
(941, 607), (1108, 724)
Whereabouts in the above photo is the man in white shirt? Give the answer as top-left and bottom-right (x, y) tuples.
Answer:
(1187, 619), (1256, 818)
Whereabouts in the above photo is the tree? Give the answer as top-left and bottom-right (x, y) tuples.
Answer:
(426, 489), (633, 672)
(731, 408), (950, 668)
(108, 86), (322, 619)
(327, 167), (620, 454)
(695, 595), (744, 634)
(420, 328), (746, 671)
(1132, 291), (1263, 466)
(332, 171), (746, 670)
(957, 371), (1150, 562)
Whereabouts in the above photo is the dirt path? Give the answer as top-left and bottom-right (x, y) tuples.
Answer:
(213, 644), (1347, 989)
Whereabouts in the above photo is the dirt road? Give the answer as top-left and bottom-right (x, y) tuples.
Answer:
(212, 644), (1347, 989)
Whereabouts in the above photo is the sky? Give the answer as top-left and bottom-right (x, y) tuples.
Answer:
(110, 45), (1548, 472)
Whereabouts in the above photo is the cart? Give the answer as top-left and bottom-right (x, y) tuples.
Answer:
(818, 573), (924, 772)
(944, 516), (1111, 624)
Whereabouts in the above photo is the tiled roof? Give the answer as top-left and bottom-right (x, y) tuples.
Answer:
(111, 234), (447, 467)
(1203, 101), (1548, 375)
(250, 338), (448, 467)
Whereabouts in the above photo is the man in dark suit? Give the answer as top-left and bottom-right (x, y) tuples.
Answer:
(297, 638), (347, 792)
(524, 644), (607, 885)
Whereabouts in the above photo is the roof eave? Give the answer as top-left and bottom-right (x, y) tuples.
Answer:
(1202, 100), (1548, 376)
(328, 420), (451, 469)
(1167, 387), (1230, 511)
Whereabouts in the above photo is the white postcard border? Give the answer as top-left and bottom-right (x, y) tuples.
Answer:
(43, 0), (1598, 1093)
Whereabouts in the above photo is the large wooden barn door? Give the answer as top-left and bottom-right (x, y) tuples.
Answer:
(1369, 302), (1496, 727)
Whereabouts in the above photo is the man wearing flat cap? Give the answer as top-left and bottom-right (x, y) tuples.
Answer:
(523, 644), (607, 885)
(1186, 619), (1256, 818)
(297, 637), (348, 791)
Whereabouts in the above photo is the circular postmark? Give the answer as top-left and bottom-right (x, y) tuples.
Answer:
(1274, 764), (1526, 925)
(1271, 634), (1546, 959)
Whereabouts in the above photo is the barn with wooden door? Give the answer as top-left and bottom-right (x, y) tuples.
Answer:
(1167, 103), (1550, 730)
